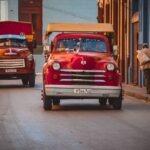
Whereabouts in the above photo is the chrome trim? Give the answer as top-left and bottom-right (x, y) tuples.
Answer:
(4, 52), (17, 56)
(45, 85), (121, 89)
(45, 85), (122, 98)
(0, 59), (25, 69)
(60, 74), (105, 78)
(60, 79), (106, 82)
(61, 69), (106, 73)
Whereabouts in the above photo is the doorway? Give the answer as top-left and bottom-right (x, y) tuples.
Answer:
(18, 0), (42, 45)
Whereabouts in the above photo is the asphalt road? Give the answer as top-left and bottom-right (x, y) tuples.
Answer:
(0, 76), (150, 150)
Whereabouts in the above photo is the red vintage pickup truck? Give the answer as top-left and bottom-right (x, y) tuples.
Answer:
(0, 21), (36, 87)
(42, 23), (123, 110)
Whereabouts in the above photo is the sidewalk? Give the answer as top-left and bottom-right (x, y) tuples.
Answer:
(123, 83), (150, 102)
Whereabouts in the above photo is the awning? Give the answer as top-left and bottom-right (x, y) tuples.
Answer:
(46, 23), (114, 36)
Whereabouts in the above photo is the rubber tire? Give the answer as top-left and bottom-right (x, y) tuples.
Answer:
(112, 90), (123, 110)
(22, 76), (28, 86)
(108, 99), (114, 105)
(53, 99), (60, 105)
(29, 74), (35, 87)
(43, 93), (52, 110)
(113, 98), (122, 110)
(99, 98), (107, 106)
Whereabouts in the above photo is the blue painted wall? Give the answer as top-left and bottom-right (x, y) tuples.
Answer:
(135, 0), (150, 87)
(148, 0), (150, 46)
(138, 0), (149, 45)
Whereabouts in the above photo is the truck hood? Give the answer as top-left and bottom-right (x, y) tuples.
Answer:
(50, 51), (114, 70)
(0, 47), (30, 58)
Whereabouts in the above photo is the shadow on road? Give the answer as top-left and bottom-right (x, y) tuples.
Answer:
(0, 84), (25, 89)
(51, 102), (119, 111)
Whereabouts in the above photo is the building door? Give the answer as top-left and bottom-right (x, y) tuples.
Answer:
(132, 22), (139, 85)
(19, 0), (42, 45)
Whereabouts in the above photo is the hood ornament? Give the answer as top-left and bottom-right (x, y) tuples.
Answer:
(4, 48), (17, 56)
(81, 60), (86, 65)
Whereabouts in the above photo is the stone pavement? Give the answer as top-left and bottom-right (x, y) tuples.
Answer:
(123, 83), (150, 102)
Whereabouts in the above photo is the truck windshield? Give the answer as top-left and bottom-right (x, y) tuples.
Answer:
(81, 38), (107, 52)
(56, 38), (107, 52)
(0, 39), (27, 47)
(56, 38), (79, 51)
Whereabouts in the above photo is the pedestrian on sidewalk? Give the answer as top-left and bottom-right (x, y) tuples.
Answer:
(137, 43), (150, 94)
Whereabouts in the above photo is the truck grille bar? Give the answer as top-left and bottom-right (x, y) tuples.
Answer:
(60, 79), (106, 82)
(0, 59), (25, 69)
(61, 74), (105, 78)
(61, 69), (106, 73)
(60, 69), (106, 85)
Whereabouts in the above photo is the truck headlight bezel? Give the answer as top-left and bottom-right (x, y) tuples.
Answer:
(106, 63), (115, 71)
(52, 62), (61, 70)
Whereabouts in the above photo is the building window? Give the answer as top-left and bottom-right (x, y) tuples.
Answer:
(0, 0), (8, 20)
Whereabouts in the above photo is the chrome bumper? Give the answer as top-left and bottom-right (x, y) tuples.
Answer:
(45, 85), (122, 98)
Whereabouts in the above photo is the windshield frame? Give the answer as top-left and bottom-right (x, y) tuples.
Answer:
(54, 37), (108, 53)
(0, 38), (27, 47)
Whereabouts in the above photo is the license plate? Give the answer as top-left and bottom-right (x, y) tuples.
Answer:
(74, 88), (91, 94)
(5, 69), (17, 73)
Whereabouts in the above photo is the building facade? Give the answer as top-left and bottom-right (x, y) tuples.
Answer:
(0, 0), (41, 44)
(18, 0), (42, 45)
(0, 0), (97, 46)
(97, 0), (150, 88)
(0, 0), (18, 22)
(97, 0), (130, 84)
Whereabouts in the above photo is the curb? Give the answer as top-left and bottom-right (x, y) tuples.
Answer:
(124, 89), (150, 102)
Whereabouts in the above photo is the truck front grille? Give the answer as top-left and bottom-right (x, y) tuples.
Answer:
(60, 69), (106, 85)
(0, 59), (25, 69)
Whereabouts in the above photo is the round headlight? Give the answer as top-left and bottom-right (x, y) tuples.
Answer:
(107, 63), (115, 71)
(52, 62), (61, 70)
(27, 54), (33, 61)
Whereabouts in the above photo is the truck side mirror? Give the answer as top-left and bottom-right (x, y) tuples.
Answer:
(43, 45), (50, 62)
(43, 45), (50, 54)
(113, 45), (119, 60)
(43, 42), (53, 54)
(50, 41), (53, 51)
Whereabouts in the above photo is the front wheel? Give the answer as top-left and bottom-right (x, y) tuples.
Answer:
(53, 99), (60, 105)
(112, 98), (122, 110)
(29, 74), (35, 87)
(21, 76), (28, 86)
(99, 98), (107, 106)
(113, 90), (123, 110)
(43, 92), (52, 110)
